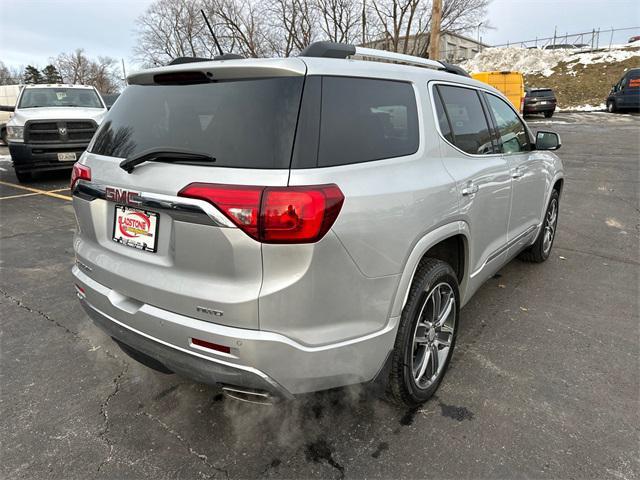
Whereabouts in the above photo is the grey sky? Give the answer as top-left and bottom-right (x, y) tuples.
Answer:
(1, 0), (638, 72)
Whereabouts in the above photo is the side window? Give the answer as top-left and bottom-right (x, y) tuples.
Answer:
(318, 77), (419, 167)
(436, 85), (494, 155)
(433, 89), (453, 143)
(485, 94), (530, 154)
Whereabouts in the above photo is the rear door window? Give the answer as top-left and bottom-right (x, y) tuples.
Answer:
(91, 77), (304, 169)
(317, 77), (419, 167)
(435, 85), (494, 155)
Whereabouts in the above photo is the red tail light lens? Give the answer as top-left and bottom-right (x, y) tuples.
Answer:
(261, 185), (344, 243)
(178, 183), (263, 239)
(70, 163), (91, 190)
(178, 183), (344, 244)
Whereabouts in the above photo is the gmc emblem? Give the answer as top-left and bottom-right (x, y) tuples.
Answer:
(105, 187), (141, 206)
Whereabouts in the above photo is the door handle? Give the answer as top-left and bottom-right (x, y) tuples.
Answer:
(461, 182), (479, 196)
(512, 167), (524, 179)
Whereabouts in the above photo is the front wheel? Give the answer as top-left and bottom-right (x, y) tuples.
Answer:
(15, 170), (32, 183)
(544, 110), (554, 118)
(607, 100), (617, 113)
(519, 189), (560, 263)
(388, 259), (459, 406)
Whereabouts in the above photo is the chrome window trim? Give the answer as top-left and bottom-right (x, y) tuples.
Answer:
(73, 181), (235, 228)
(428, 80), (503, 159)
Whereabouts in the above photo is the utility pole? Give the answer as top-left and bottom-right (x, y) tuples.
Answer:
(121, 58), (126, 82)
(429, 0), (442, 60)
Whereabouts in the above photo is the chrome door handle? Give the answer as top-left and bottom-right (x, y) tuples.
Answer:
(512, 167), (524, 179)
(461, 183), (479, 196)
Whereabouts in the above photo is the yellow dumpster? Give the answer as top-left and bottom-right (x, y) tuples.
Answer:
(471, 71), (525, 113)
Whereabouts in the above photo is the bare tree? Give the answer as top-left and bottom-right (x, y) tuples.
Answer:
(316, 0), (361, 43)
(132, 0), (488, 64)
(205, 0), (276, 57)
(54, 49), (122, 93)
(369, 0), (489, 57)
(0, 61), (23, 85)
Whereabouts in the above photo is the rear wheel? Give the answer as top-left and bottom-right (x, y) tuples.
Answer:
(607, 100), (617, 113)
(15, 170), (32, 183)
(388, 259), (459, 406)
(0, 127), (7, 145)
(544, 110), (554, 118)
(519, 189), (559, 263)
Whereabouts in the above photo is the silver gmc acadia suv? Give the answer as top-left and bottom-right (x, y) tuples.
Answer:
(71, 42), (564, 406)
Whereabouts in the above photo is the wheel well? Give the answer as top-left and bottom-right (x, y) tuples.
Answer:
(420, 235), (465, 283)
(553, 178), (564, 196)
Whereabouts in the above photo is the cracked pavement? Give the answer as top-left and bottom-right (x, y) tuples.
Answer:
(1, 112), (638, 479)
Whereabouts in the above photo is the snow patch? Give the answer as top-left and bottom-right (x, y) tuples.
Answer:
(462, 45), (640, 77)
(556, 103), (606, 112)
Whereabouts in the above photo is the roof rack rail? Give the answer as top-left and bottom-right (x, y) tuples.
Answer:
(299, 41), (470, 77)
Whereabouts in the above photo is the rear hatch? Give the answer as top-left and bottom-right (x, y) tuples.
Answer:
(526, 88), (556, 103)
(73, 59), (307, 329)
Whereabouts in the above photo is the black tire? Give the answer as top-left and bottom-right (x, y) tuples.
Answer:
(0, 127), (7, 145)
(388, 258), (460, 406)
(607, 100), (617, 113)
(519, 189), (560, 263)
(15, 170), (32, 183)
(544, 110), (554, 118)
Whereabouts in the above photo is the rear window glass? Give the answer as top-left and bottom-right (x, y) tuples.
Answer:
(90, 77), (304, 169)
(436, 85), (493, 155)
(527, 89), (554, 98)
(317, 77), (419, 167)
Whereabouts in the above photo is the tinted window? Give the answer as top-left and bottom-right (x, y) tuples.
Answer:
(91, 77), (304, 169)
(485, 94), (530, 154)
(19, 88), (103, 109)
(436, 85), (493, 155)
(433, 89), (453, 143)
(318, 77), (419, 167)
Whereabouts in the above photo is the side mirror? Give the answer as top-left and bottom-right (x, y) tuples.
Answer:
(536, 131), (561, 151)
(0, 105), (15, 112)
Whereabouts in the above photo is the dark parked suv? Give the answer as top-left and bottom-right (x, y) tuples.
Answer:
(607, 69), (640, 113)
(524, 88), (557, 118)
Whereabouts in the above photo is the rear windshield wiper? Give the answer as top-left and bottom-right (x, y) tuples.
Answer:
(120, 148), (216, 173)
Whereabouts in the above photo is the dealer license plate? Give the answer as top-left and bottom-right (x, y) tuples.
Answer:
(112, 205), (159, 253)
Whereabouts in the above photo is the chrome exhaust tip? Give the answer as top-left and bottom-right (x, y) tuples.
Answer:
(222, 386), (274, 406)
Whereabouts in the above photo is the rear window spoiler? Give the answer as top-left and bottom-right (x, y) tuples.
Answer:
(127, 58), (307, 86)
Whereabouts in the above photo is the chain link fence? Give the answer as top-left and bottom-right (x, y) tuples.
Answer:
(491, 26), (639, 52)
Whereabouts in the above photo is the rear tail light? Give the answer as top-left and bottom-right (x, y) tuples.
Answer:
(178, 183), (344, 244)
(70, 163), (91, 190)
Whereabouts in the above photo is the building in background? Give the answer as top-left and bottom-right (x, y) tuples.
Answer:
(363, 31), (488, 62)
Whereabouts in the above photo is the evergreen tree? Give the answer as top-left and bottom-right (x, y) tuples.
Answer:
(23, 65), (43, 84)
(41, 64), (63, 83)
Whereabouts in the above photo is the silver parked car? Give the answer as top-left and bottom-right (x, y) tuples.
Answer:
(71, 42), (564, 406)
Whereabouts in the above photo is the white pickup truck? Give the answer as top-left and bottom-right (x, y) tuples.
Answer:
(1, 84), (107, 182)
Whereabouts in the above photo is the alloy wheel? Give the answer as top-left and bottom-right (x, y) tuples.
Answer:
(411, 283), (456, 389)
(542, 198), (558, 255)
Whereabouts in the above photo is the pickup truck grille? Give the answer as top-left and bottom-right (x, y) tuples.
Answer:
(26, 120), (97, 144)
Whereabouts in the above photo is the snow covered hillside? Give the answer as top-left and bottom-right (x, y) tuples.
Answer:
(461, 42), (640, 110)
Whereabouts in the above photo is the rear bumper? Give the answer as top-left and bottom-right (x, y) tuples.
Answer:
(8, 142), (88, 173)
(73, 266), (396, 396)
(524, 102), (556, 113)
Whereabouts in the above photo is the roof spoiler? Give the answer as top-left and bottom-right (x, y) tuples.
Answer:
(168, 53), (244, 66)
(299, 41), (470, 77)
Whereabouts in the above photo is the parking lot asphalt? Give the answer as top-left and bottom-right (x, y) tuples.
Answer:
(1, 112), (638, 480)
